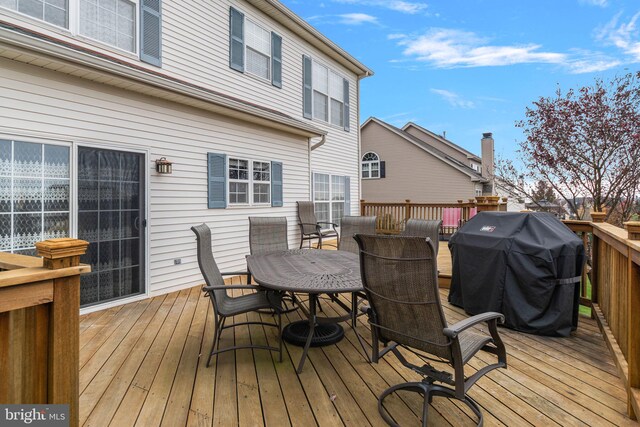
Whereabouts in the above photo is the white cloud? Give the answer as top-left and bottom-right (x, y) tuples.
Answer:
(387, 33), (408, 40)
(596, 12), (640, 61)
(332, 0), (428, 14)
(579, 0), (608, 7)
(430, 89), (475, 109)
(393, 28), (620, 73)
(397, 28), (566, 67)
(337, 13), (379, 25)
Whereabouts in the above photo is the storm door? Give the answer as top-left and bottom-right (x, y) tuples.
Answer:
(77, 147), (146, 307)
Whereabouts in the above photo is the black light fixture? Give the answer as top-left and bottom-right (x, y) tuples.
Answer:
(155, 157), (173, 174)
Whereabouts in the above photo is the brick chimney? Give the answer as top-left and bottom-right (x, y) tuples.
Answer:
(481, 132), (495, 195)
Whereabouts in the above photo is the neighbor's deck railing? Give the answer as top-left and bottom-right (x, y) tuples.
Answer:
(0, 239), (90, 427)
(360, 196), (508, 234)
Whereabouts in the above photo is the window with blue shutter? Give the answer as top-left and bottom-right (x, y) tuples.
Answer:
(271, 161), (283, 207)
(302, 55), (312, 119)
(344, 176), (351, 215)
(208, 153), (227, 209)
(229, 7), (244, 72)
(343, 79), (350, 132)
(140, 0), (162, 66)
(271, 33), (282, 88)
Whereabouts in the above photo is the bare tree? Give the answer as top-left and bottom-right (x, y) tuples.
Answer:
(497, 73), (640, 223)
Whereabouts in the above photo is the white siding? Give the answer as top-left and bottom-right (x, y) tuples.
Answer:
(0, 0), (362, 212)
(0, 58), (311, 296)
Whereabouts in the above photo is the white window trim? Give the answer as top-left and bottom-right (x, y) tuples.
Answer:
(311, 59), (346, 129)
(312, 172), (346, 226)
(361, 151), (380, 180)
(243, 17), (272, 82)
(227, 157), (272, 207)
(0, 0), (140, 57)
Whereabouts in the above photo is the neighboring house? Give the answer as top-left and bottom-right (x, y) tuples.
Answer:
(360, 117), (493, 203)
(524, 200), (566, 218)
(495, 178), (527, 212)
(0, 0), (372, 310)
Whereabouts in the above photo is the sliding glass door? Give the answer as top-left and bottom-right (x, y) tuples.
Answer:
(77, 147), (146, 307)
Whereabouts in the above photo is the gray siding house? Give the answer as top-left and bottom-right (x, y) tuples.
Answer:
(0, 0), (372, 311)
(360, 118), (494, 203)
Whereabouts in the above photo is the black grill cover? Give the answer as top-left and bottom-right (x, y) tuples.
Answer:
(448, 212), (585, 337)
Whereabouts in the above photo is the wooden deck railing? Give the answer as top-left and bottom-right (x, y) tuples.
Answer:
(360, 196), (508, 234)
(0, 239), (90, 427)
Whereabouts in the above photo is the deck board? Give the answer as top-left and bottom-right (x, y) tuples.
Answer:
(80, 282), (634, 427)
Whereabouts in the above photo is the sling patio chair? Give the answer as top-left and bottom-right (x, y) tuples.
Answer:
(354, 234), (507, 426)
(248, 216), (298, 313)
(191, 223), (283, 366)
(338, 215), (376, 254)
(401, 218), (443, 256)
(296, 201), (339, 249)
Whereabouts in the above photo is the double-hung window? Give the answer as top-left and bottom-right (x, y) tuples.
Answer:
(245, 19), (271, 80)
(303, 56), (350, 131)
(313, 173), (349, 227)
(80, 0), (137, 53)
(228, 158), (271, 205)
(0, 0), (161, 65)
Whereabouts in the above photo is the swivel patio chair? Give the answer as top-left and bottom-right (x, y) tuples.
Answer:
(354, 234), (507, 426)
(191, 223), (283, 366)
(296, 201), (338, 249)
(401, 219), (442, 256)
(338, 215), (376, 254)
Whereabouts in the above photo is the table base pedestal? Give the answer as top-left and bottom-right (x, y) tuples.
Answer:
(282, 321), (344, 347)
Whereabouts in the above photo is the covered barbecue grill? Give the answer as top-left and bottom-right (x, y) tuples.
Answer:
(448, 212), (585, 336)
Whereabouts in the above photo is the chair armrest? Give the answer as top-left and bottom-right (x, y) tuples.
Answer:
(443, 312), (504, 338)
(203, 285), (260, 292)
(220, 271), (250, 277)
(317, 222), (339, 228)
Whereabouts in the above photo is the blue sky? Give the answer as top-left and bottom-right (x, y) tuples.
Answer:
(281, 0), (640, 159)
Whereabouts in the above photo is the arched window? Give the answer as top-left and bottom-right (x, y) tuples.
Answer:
(361, 152), (380, 179)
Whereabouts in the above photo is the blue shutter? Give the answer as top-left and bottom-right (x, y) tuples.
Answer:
(343, 78), (350, 131)
(271, 161), (283, 207)
(208, 153), (227, 209)
(140, 0), (162, 66)
(302, 55), (312, 119)
(380, 161), (386, 178)
(271, 33), (282, 88)
(229, 7), (244, 72)
(344, 176), (351, 215)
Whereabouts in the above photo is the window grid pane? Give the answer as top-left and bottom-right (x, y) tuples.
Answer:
(330, 98), (344, 127)
(80, 0), (135, 53)
(7, 0), (68, 27)
(253, 183), (270, 204)
(312, 62), (328, 94)
(331, 175), (345, 201)
(313, 173), (329, 201)
(313, 91), (328, 122)
(246, 47), (270, 79)
(245, 19), (271, 56)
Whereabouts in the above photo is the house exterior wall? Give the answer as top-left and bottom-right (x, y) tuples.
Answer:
(0, 58), (311, 298)
(361, 122), (478, 203)
(0, 0), (361, 213)
(403, 125), (474, 167)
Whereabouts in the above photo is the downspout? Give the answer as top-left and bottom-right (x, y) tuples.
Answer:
(310, 134), (326, 151)
(308, 134), (326, 202)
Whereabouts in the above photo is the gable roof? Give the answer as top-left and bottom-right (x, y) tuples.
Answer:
(362, 117), (487, 182)
(246, 0), (373, 78)
(402, 122), (481, 162)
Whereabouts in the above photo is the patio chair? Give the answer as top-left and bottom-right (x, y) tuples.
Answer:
(249, 216), (288, 255)
(401, 219), (442, 256)
(296, 201), (339, 249)
(354, 234), (507, 426)
(338, 215), (376, 254)
(191, 223), (283, 366)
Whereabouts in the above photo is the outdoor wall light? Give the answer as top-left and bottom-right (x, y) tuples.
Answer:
(155, 157), (173, 174)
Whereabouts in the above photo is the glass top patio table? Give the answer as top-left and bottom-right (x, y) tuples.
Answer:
(246, 249), (367, 373)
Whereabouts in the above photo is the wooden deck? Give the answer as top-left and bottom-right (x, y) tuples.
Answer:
(79, 282), (634, 427)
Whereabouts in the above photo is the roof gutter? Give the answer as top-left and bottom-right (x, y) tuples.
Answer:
(0, 25), (326, 139)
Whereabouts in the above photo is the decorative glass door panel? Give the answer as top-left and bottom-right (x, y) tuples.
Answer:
(0, 140), (70, 256)
(78, 147), (145, 307)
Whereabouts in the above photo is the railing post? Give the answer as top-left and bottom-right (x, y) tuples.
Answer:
(625, 221), (640, 240)
(591, 211), (606, 223)
(405, 199), (412, 223)
(35, 238), (89, 427)
(360, 199), (365, 216)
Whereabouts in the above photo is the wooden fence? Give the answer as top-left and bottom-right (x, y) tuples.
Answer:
(360, 197), (507, 234)
(0, 238), (90, 427)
